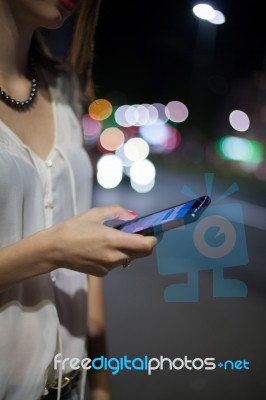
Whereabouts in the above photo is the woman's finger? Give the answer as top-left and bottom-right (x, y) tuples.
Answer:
(88, 205), (138, 223)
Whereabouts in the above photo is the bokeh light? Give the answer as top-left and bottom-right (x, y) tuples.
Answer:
(124, 105), (139, 126)
(209, 10), (226, 24)
(82, 114), (102, 136)
(165, 101), (189, 123)
(99, 127), (125, 151)
(130, 159), (156, 193)
(216, 136), (264, 163)
(114, 105), (131, 127)
(97, 154), (123, 189)
(192, 4), (216, 20)
(124, 137), (150, 161)
(229, 110), (250, 132)
(152, 103), (168, 125)
(139, 123), (181, 153)
(139, 124), (168, 146)
(162, 126), (181, 151)
(82, 114), (102, 146)
(135, 104), (150, 125)
(89, 99), (113, 121)
(114, 103), (171, 127)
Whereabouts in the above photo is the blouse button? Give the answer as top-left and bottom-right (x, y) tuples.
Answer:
(45, 201), (54, 209)
(45, 159), (53, 168)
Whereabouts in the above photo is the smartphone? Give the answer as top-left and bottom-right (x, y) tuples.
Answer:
(114, 195), (211, 236)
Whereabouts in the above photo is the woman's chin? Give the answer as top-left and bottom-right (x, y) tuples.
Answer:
(38, 10), (68, 30)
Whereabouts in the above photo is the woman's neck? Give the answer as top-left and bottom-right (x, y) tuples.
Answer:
(0, 1), (34, 81)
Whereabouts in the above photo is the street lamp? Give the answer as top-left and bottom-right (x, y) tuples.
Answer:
(192, 3), (226, 25)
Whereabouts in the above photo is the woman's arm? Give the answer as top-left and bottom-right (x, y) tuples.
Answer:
(87, 275), (112, 400)
(0, 230), (55, 291)
(0, 205), (157, 292)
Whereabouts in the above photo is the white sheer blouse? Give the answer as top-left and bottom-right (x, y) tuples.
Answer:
(0, 75), (93, 400)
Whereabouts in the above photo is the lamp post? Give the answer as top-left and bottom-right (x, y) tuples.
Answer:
(190, 3), (226, 140)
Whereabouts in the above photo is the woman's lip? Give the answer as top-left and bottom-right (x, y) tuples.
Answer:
(59, 0), (76, 11)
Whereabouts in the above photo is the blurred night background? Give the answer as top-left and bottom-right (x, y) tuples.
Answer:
(45, 1), (266, 399)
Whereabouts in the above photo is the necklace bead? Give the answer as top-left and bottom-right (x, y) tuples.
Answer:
(0, 57), (38, 111)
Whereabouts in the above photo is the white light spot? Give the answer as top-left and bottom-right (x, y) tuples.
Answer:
(124, 137), (150, 161)
(209, 10), (226, 24)
(229, 110), (250, 132)
(135, 104), (150, 125)
(193, 4), (216, 20)
(97, 154), (123, 189)
(165, 101), (189, 123)
(130, 159), (156, 192)
(114, 105), (131, 127)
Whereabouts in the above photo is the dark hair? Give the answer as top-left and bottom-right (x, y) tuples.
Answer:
(30, 0), (102, 105)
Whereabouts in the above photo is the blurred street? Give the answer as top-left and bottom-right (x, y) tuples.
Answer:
(42, 0), (266, 398)
(92, 164), (266, 400)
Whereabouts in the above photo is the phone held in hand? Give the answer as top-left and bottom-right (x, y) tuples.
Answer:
(115, 195), (211, 236)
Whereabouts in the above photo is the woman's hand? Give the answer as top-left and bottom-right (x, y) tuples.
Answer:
(47, 205), (157, 277)
(0, 204), (156, 291)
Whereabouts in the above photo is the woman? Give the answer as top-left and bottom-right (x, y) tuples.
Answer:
(0, 1), (157, 399)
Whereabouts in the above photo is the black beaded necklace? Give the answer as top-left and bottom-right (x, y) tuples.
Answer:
(0, 56), (38, 111)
